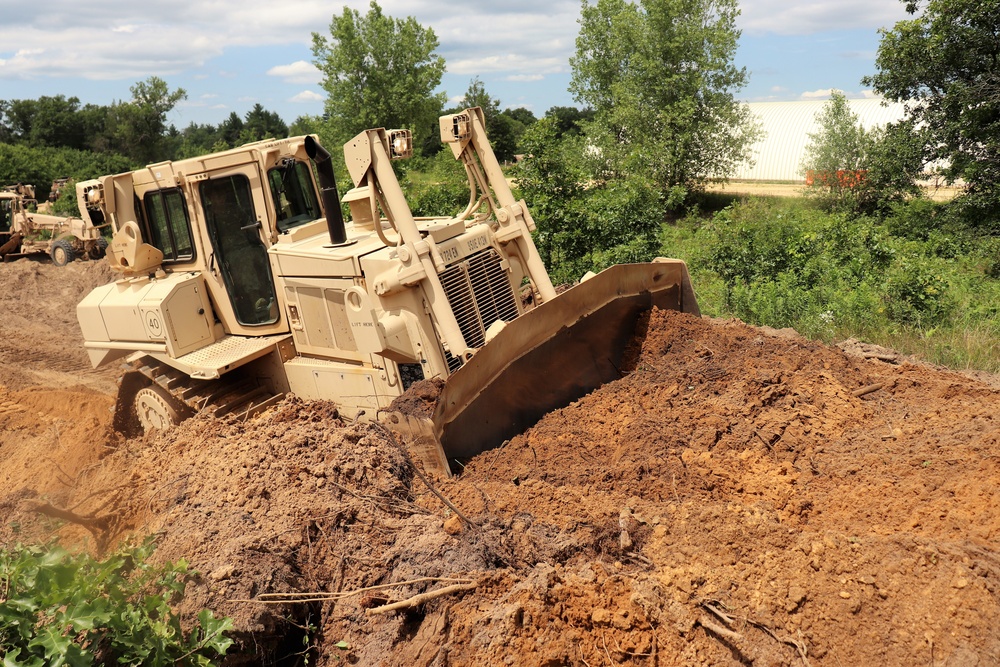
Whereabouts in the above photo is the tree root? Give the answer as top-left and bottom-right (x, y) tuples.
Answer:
(31, 502), (114, 551)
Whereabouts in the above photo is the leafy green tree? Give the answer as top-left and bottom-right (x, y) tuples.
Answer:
(289, 115), (325, 137)
(312, 0), (446, 154)
(503, 107), (536, 127)
(544, 106), (594, 139)
(174, 122), (226, 159)
(216, 111), (243, 147)
(863, 0), (1000, 214)
(801, 92), (927, 215)
(0, 144), (133, 200)
(243, 103), (288, 141)
(570, 0), (760, 197)
(514, 118), (587, 277)
(8, 96), (77, 148)
(800, 91), (872, 207)
(500, 108), (536, 158)
(455, 77), (518, 162)
(109, 77), (187, 164)
(858, 118), (926, 215)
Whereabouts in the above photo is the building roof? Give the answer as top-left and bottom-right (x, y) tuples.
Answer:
(730, 99), (908, 182)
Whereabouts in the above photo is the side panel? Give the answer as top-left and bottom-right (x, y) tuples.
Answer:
(281, 277), (363, 359)
(76, 273), (218, 365)
(283, 356), (404, 420)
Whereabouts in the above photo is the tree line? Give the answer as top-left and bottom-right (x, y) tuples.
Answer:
(2, 0), (998, 240)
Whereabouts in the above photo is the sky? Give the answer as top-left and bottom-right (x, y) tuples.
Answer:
(0, 0), (913, 129)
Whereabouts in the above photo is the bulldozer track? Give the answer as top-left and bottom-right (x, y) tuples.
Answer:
(128, 356), (285, 428)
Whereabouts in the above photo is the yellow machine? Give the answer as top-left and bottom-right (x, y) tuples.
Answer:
(75, 108), (699, 475)
(0, 184), (108, 265)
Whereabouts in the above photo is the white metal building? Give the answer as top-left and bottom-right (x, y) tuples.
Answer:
(730, 99), (908, 182)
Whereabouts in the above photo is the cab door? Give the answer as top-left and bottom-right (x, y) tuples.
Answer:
(195, 167), (284, 336)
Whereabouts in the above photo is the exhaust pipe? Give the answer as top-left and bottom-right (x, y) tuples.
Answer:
(304, 135), (347, 245)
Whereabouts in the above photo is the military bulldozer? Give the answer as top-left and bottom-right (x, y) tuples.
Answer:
(0, 184), (109, 265)
(75, 108), (699, 475)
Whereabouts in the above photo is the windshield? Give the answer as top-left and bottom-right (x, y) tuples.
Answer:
(267, 159), (320, 233)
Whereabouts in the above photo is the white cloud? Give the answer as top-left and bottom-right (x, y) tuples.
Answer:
(800, 88), (835, 99)
(800, 88), (872, 100)
(449, 54), (565, 76)
(506, 74), (544, 82)
(267, 60), (321, 85)
(290, 90), (324, 103)
(739, 0), (910, 36)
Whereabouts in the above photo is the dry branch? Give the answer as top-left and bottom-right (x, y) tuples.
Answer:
(232, 577), (474, 604)
(365, 581), (478, 615)
(852, 383), (884, 398)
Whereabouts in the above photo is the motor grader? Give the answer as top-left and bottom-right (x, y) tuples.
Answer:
(0, 185), (108, 265)
(75, 107), (699, 475)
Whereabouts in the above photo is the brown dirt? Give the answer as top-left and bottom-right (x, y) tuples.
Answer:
(1, 256), (999, 666)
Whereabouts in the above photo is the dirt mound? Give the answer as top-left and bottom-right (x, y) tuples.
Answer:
(1, 257), (999, 666)
(0, 257), (117, 393)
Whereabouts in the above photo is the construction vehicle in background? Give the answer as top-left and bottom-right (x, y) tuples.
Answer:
(74, 107), (699, 475)
(0, 184), (108, 265)
(49, 178), (71, 203)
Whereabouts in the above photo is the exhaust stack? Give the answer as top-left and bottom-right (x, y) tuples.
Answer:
(304, 135), (347, 245)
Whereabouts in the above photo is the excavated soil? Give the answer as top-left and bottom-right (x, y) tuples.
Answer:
(1, 257), (999, 666)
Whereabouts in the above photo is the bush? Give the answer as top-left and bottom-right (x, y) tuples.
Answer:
(398, 151), (472, 218)
(883, 254), (954, 325)
(0, 144), (133, 201)
(0, 539), (233, 666)
(704, 199), (824, 287)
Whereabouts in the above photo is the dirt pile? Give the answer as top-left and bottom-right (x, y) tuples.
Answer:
(1, 257), (999, 666)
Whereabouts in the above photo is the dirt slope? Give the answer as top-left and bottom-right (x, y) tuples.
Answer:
(1, 257), (999, 666)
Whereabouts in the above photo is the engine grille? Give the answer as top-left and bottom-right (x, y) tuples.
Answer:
(439, 247), (519, 370)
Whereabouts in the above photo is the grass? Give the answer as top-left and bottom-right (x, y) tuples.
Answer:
(657, 195), (1000, 374)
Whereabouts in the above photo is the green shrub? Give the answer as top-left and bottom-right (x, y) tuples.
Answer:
(883, 254), (954, 325)
(660, 195), (1000, 370)
(0, 539), (233, 666)
(398, 151), (472, 217)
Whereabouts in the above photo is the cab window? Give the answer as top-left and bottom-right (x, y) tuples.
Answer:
(143, 188), (195, 262)
(267, 159), (320, 232)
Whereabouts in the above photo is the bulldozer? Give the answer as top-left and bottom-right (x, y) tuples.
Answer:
(0, 184), (109, 265)
(75, 108), (699, 476)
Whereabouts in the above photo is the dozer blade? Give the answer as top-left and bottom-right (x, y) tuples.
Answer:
(431, 259), (698, 472)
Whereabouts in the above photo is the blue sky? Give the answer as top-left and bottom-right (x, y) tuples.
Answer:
(0, 0), (912, 129)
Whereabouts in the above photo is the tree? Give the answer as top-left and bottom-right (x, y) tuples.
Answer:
(544, 106), (594, 139)
(503, 107), (537, 128)
(800, 91), (872, 206)
(220, 112), (245, 147)
(243, 104), (288, 142)
(514, 118), (588, 278)
(456, 78), (518, 162)
(863, 0), (1000, 211)
(312, 1), (446, 154)
(110, 77), (187, 164)
(569, 0), (760, 197)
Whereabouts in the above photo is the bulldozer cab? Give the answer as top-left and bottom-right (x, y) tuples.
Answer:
(116, 156), (291, 338)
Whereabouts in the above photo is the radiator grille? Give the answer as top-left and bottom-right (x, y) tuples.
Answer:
(439, 247), (519, 370)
